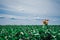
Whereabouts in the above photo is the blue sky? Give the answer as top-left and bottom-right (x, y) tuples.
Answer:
(0, 0), (60, 25)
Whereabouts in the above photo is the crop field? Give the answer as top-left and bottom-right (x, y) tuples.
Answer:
(0, 25), (60, 40)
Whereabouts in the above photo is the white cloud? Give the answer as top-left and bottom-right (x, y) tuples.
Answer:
(1, 0), (60, 16)
(0, 14), (49, 21)
(0, 0), (60, 25)
(0, 14), (60, 25)
(0, 14), (58, 21)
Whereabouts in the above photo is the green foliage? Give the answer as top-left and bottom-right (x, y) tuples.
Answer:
(0, 25), (60, 40)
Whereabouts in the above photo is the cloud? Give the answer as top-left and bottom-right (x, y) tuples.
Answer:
(0, 14), (59, 22)
(1, 0), (60, 16)
(0, 14), (60, 25)
(0, 0), (60, 25)
(0, 16), (5, 19)
(10, 18), (17, 20)
(0, 14), (49, 21)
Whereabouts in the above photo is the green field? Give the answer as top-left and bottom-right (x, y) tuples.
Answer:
(0, 25), (60, 40)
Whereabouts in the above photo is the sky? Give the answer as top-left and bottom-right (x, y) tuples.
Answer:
(0, 0), (60, 25)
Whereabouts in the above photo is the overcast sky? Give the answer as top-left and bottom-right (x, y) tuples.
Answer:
(0, 0), (60, 25)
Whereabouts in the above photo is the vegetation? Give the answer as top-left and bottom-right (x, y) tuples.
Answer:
(0, 25), (60, 40)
